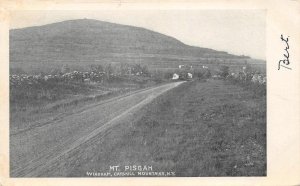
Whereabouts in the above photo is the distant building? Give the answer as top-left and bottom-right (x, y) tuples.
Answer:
(187, 73), (193, 79)
(212, 75), (221, 79)
(179, 65), (193, 70)
(172, 73), (179, 80)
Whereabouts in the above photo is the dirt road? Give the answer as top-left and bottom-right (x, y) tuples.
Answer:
(10, 81), (183, 177)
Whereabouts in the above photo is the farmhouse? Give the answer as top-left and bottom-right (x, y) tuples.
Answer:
(172, 73), (179, 80)
(212, 75), (221, 79)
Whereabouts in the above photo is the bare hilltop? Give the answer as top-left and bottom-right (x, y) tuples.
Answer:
(10, 19), (254, 72)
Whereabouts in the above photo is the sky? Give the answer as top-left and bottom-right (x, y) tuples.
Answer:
(10, 10), (266, 60)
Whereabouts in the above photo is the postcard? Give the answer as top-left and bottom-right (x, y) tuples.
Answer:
(0, 0), (299, 185)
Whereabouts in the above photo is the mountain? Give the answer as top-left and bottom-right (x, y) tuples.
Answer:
(10, 19), (251, 71)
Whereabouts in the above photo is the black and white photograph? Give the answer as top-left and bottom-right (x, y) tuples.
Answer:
(8, 9), (268, 177)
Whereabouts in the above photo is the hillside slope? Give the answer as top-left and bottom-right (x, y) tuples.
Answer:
(10, 19), (249, 71)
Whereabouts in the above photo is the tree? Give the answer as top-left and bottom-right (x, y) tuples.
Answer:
(132, 64), (142, 75)
(219, 65), (229, 78)
(203, 69), (211, 78)
(120, 63), (127, 76)
(104, 64), (113, 80)
(141, 65), (150, 76)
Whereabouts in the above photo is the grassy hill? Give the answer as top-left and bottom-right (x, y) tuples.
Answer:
(10, 19), (261, 73)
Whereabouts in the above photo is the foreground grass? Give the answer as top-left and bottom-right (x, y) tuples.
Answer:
(37, 79), (266, 177)
(122, 79), (266, 176)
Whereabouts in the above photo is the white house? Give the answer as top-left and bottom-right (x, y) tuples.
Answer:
(172, 73), (179, 80)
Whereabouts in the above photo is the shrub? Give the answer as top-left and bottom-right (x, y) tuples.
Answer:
(218, 65), (229, 78)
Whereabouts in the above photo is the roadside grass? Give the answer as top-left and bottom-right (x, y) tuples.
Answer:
(228, 79), (266, 98)
(137, 79), (266, 176)
(122, 79), (266, 176)
(37, 79), (266, 177)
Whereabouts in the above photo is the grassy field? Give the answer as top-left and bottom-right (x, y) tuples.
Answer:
(35, 79), (266, 177)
